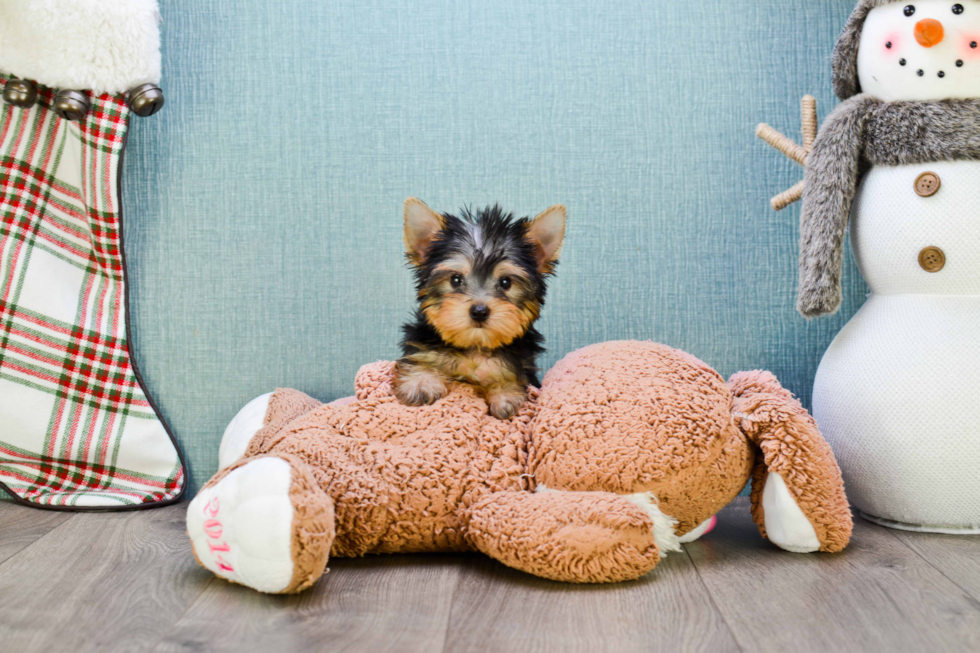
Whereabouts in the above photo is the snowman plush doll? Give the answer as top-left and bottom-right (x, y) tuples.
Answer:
(783, 0), (980, 532)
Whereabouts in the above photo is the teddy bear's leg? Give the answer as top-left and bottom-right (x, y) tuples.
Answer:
(218, 389), (324, 469)
(728, 371), (853, 553)
(466, 490), (676, 583)
(187, 453), (335, 594)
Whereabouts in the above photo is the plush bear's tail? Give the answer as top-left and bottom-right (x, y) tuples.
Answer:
(727, 371), (852, 553)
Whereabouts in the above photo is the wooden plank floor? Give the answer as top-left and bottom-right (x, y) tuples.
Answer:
(1, 497), (979, 653)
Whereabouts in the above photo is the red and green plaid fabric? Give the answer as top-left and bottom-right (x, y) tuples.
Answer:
(0, 72), (185, 509)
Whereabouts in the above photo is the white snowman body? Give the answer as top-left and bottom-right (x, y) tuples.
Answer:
(812, 0), (980, 531)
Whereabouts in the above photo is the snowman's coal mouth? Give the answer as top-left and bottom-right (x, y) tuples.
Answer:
(902, 62), (965, 78)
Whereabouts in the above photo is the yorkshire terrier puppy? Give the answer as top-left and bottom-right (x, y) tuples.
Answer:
(395, 198), (566, 419)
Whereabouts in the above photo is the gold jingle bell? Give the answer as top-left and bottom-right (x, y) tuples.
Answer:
(53, 89), (90, 121)
(2, 79), (38, 108)
(127, 83), (165, 117)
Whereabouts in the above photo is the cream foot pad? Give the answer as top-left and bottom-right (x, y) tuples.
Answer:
(763, 473), (820, 553)
(188, 457), (296, 593)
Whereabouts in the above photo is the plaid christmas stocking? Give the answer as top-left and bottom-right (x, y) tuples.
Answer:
(0, 2), (185, 509)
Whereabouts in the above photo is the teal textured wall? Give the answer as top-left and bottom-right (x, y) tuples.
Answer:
(123, 0), (866, 492)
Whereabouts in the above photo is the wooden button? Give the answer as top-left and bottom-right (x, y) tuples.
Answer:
(914, 172), (941, 197)
(918, 246), (946, 272)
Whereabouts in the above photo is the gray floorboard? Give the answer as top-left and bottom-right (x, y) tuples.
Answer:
(0, 504), (211, 653)
(443, 549), (740, 653)
(1, 497), (979, 652)
(0, 499), (74, 565)
(887, 526), (980, 603)
(157, 554), (463, 653)
(685, 499), (980, 653)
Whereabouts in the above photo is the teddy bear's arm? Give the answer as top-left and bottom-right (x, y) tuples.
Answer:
(465, 490), (662, 583)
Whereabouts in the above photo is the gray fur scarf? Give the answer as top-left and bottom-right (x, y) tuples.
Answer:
(798, 97), (980, 318)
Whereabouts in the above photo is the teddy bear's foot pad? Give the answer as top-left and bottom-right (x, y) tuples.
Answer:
(762, 473), (820, 553)
(188, 457), (301, 593)
(218, 393), (273, 470)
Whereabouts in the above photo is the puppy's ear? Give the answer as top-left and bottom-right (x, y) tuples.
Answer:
(526, 205), (566, 274)
(404, 198), (445, 265)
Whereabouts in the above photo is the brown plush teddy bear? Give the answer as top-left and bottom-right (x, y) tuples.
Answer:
(187, 340), (852, 593)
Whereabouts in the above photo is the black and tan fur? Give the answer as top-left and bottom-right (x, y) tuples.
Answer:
(395, 198), (566, 419)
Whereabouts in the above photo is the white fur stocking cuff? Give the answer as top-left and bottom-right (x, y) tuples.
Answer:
(0, 0), (162, 95)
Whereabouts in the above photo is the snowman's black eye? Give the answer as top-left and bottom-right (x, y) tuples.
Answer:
(905, 5), (916, 16)
(953, 4), (965, 14)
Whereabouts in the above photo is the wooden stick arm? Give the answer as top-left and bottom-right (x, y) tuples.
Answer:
(771, 179), (805, 212)
(757, 95), (819, 211)
(801, 95), (818, 150)
(756, 124), (808, 166)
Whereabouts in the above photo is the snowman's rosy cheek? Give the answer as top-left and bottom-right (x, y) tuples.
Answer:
(882, 32), (904, 55)
(960, 35), (980, 59)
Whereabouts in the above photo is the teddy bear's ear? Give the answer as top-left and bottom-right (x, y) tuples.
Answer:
(526, 205), (566, 274)
(403, 198), (445, 266)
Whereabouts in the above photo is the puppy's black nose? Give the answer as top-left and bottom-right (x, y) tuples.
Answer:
(470, 303), (491, 323)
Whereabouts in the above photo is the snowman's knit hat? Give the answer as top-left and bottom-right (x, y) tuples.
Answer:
(833, 0), (899, 100)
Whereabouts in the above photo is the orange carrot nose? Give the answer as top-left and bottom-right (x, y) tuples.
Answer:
(915, 19), (945, 47)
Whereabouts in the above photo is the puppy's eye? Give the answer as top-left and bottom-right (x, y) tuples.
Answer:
(953, 3), (965, 14)
(905, 5), (916, 16)
(499, 277), (512, 291)
(450, 274), (463, 288)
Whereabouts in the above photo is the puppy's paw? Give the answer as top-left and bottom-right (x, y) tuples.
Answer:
(487, 387), (526, 420)
(394, 367), (448, 406)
